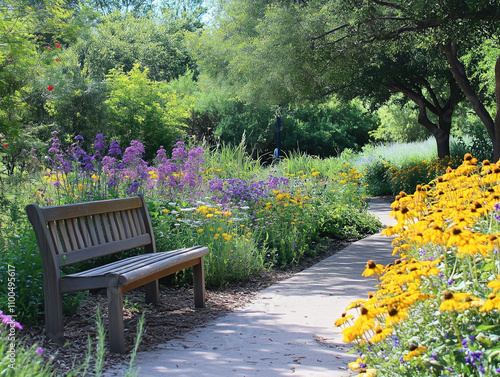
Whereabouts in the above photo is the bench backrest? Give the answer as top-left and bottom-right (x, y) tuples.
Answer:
(25, 195), (156, 271)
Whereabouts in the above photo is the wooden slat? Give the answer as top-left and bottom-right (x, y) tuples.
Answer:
(67, 249), (193, 277)
(113, 211), (126, 240)
(57, 220), (72, 253)
(65, 219), (79, 251)
(94, 214), (106, 245)
(132, 208), (145, 234)
(48, 222), (64, 255)
(122, 259), (200, 292)
(102, 213), (114, 242)
(40, 196), (143, 222)
(71, 218), (86, 249)
(123, 210), (134, 237)
(77, 217), (91, 248)
(108, 212), (120, 240)
(86, 215), (99, 246)
(56, 234), (152, 266)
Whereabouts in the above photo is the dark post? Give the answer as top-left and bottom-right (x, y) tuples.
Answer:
(276, 114), (281, 158)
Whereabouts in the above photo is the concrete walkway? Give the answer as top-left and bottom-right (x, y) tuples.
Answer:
(109, 198), (397, 377)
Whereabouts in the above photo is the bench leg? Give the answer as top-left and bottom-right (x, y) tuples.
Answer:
(145, 280), (160, 305)
(107, 286), (125, 354)
(193, 258), (206, 308)
(44, 289), (65, 345)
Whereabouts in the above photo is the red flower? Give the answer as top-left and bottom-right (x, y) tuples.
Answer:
(55, 59), (61, 62)
(47, 85), (54, 91)
(36, 72), (40, 76)
(55, 43), (61, 48)
(47, 46), (51, 50)
(3, 144), (7, 148)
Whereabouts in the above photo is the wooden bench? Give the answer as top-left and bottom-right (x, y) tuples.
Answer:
(25, 194), (209, 353)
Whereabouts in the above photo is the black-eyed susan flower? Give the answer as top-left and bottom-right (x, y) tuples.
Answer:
(334, 312), (354, 327)
(362, 260), (384, 277)
(370, 326), (393, 343)
(385, 305), (407, 326)
(403, 344), (427, 361)
(479, 293), (499, 312)
(438, 290), (469, 311)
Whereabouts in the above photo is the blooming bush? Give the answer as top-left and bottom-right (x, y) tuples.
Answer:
(336, 153), (500, 376)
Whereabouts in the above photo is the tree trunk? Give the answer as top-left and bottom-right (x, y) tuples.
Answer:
(432, 127), (450, 159)
(441, 41), (498, 159)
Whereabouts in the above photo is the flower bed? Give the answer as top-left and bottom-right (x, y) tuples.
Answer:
(0, 133), (379, 324)
(337, 153), (500, 376)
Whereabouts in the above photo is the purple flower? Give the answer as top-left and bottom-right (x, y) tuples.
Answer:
(125, 181), (140, 195)
(74, 135), (84, 141)
(36, 347), (43, 355)
(93, 133), (106, 157)
(171, 142), (187, 162)
(48, 136), (60, 154)
(109, 140), (122, 156)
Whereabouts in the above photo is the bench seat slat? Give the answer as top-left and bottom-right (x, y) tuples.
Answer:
(60, 246), (209, 293)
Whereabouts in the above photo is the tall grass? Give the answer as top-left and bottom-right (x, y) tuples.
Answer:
(355, 137), (468, 196)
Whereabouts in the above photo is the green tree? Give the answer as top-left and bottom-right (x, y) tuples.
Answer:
(196, 0), (500, 158)
(72, 10), (200, 82)
(0, 0), (73, 141)
(105, 64), (193, 159)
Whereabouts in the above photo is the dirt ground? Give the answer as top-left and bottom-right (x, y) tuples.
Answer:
(20, 238), (353, 375)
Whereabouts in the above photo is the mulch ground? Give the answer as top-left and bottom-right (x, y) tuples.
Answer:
(20, 238), (354, 375)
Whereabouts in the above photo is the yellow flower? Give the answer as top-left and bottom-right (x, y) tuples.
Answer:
(162, 209), (170, 214)
(312, 171), (320, 176)
(358, 368), (377, 377)
(487, 276), (500, 293)
(479, 293), (500, 312)
(334, 313), (354, 327)
(362, 260), (384, 277)
(206, 213), (214, 218)
(198, 229), (204, 233)
(385, 305), (407, 326)
(345, 299), (366, 311)
(78, 183), (83, 190)
(370, 327), (393, 343)
(438, 290), (470, 311)
(348, 357), (364, 371)
(91, 174), (99, 181)
(403, 345), (427, 361)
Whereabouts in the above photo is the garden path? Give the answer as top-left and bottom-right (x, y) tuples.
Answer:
(105, 198), (397, 377)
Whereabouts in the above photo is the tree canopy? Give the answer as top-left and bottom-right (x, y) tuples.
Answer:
(192, 0), (500, 159)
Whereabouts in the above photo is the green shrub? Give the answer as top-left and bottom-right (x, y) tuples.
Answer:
(361, 159), (392, 196)
(319, 206), (381, 240)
